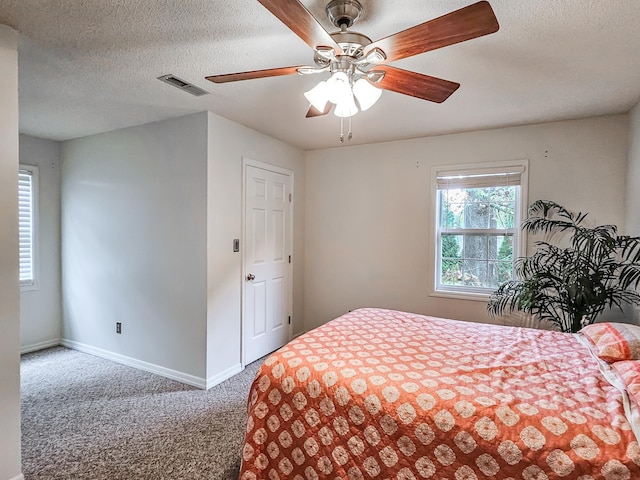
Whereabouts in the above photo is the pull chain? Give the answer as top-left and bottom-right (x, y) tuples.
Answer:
(339, 116), (354, 144)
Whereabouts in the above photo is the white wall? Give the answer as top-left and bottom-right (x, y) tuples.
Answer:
(627, 102), (640, 236)
(625, 102), (640, 323)
(0, 23), (22, 480)
(206, 112), (305, 382)
(304, 115), (628, 331)
(19, 135), (61, 353)
(61, 113), (209, 381)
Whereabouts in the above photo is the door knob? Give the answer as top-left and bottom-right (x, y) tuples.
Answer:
(246, 274), (255, 281)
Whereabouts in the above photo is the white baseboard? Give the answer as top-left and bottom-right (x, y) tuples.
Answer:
(60, 338), (207, 389)
(20, 338), (60, 354)
(8, 474), (24, 480)
(206, 362), (243, 390)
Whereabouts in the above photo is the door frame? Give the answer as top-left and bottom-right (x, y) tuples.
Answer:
(241, 157), (294, 367)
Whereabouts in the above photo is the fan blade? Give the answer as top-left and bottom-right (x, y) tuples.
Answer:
(257, 0), (341, 53)
(363, 1), (499, 63)
(306, 103), (333, 118)
(374, 66), (460, 103)
(205, 66), (305, 83)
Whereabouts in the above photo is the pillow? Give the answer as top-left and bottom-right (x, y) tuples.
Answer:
(580, 322), (640, 362)
(611, 360), (640, 409)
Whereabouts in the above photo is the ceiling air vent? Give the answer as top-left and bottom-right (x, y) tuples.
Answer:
(157, 74), (209, 97)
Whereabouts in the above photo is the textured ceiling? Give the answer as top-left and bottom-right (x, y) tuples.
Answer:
(1, 0), (640, 150)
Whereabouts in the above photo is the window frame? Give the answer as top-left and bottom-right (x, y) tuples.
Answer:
(430, 159), (529, 301)
(19, 164), (39, 291)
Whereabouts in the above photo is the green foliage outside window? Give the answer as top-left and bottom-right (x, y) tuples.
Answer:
(439, 186), (516, 290)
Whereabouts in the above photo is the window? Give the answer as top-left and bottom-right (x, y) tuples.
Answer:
(432, 160), (528, 298)
(19, 165), (38, 290)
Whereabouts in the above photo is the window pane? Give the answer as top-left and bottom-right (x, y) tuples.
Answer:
(440, 186), (517, 231)
(486, 262), (499, 288)
(462, 260), (486, 287)
(487, 261), (514, 288)
(492, 235), (513, 261)
(464, 199), (490, 229)
(441, 259), (462, 286)
(463, 234), (487, 260)
(442, 234), (462, 259)
(440, 191), (464, 229)
(490, 202), (515, 229)
(497, 261), (514, 284)
(441, 234), (462, 286)
(490, 186), (516, 202)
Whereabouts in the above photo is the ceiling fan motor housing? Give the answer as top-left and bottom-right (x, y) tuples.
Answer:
(326, 0), (363, 28)
(330, 31), (371, 57)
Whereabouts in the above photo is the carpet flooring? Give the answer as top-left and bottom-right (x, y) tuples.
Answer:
(21, 347), (263, 480)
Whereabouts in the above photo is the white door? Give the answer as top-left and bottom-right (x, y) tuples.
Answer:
(243, 162), (292, 365)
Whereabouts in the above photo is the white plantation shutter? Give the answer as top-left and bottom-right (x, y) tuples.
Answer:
(19, 166), (37, 287)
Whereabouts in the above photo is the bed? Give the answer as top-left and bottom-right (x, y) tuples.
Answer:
(238, 308), (640, 479)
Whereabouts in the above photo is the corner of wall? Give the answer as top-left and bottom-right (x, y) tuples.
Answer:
(19, 135), (63, 351)
(626, 101), (640, 324)
(0, 22), (23, 480)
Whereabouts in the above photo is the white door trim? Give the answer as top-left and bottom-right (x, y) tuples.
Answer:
(241, 157), (294, 367)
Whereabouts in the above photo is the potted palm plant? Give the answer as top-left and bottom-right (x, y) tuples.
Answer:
(487, 200), (640, 333)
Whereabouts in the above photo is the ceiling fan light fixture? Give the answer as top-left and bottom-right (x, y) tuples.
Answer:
(304, 80), (329, 111)
(325, 71), (352, 105)
(352, 78), (382, 111)
(334, 95), (358, 118)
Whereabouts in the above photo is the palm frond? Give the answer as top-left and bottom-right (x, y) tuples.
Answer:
(620, 235), (640, 263)
(619, 263), (640, 291)
(488, 200), (640, 332)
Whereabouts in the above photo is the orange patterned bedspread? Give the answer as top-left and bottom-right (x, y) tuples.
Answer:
(239, 308), (640, 479)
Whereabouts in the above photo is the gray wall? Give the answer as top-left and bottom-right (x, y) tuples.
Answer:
(60, 110), (306, 387)
(304, 115), (629, 331)
(19, 135), (61, 352)
(61, 113), (209, 381)
(0, 23), (22, 480)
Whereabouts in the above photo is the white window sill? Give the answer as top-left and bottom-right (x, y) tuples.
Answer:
(430, 289), (491, 302)
(20, 283), (39, 292)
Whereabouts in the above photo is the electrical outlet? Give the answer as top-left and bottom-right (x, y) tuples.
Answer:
(116, 322), (122, 334)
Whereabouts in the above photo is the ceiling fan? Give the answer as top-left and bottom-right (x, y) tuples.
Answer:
(205, 0), (499, 140)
